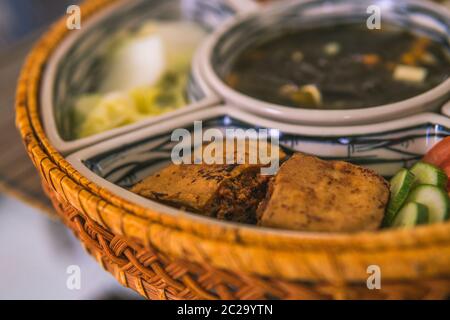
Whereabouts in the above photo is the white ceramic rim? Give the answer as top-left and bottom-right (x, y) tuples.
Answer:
(442, 100), (450, 117)
(200, 0), (450, 126)
(41, 0), (220, 155)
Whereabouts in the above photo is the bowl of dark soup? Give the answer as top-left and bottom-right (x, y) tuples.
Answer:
(200, 0), (450, 125)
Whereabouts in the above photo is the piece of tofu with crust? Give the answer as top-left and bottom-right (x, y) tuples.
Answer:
(131, 140), (286, 223)
(257, 154), (389, 232)
(131, 163), (268, 223)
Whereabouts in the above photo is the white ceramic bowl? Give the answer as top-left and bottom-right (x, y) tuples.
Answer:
(199, 0), (450, 126)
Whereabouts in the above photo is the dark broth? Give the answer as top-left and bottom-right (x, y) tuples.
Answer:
(224, 23), (450, 109)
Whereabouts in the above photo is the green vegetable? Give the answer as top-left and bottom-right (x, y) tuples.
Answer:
(391, 202), (429, 228)
(407, 184), (449, 223)
(383, 168), (415, 226)
(410, 161), (448, 188)
(384, 162), (449, 228)
(73, 75), (187, 138)
(70, 20), (206, 139)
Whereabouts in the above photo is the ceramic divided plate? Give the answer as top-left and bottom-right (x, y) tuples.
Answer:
(67, 106), (450, 224)
(42, 0), (450, 225)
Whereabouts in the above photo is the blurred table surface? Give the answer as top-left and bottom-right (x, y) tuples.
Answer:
(0, 34), (55, 215)
(0, 1), (143, 300)
(0, 0), (78, 216)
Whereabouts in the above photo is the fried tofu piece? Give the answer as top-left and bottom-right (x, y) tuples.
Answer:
(131, 164), (267, 223)
(257, 154), (389, 232)
(131, 140), (285, 223)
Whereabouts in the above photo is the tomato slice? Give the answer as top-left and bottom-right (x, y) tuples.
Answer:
(440, 155), (450, 174)
(423, 136), (450, 167)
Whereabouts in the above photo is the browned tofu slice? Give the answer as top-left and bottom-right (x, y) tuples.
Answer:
(257, 154), (389, 232)
(131, 164), (268, 223)
(131, 140), (286, 224)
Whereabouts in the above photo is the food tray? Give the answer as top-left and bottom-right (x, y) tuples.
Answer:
(16, 0), (450, 299)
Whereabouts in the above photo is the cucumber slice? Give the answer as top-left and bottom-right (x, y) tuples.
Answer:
(407, 185), (449, 223)
(410, 162), (448, 188)
(391, 202), (429, 228)
(383, 168), (415, 226)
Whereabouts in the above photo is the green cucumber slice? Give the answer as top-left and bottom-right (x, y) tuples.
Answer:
(407, 185), (449, 223)
(410, 162), (448, 188)
(391, 202), (429, 228)
(383, 168), (415, 226)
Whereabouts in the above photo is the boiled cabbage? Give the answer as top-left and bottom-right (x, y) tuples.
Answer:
(72, 20), (206, 139)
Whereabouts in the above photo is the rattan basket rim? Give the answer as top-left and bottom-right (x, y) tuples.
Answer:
(15, 0), (450, 282)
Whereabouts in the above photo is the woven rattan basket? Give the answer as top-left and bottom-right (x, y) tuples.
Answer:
(16, 0), (450, 299)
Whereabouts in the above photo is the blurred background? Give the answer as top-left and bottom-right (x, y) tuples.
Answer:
(0, 0), (140, 300)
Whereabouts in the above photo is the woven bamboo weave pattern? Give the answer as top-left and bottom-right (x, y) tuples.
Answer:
(45, 182), (450, 300)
